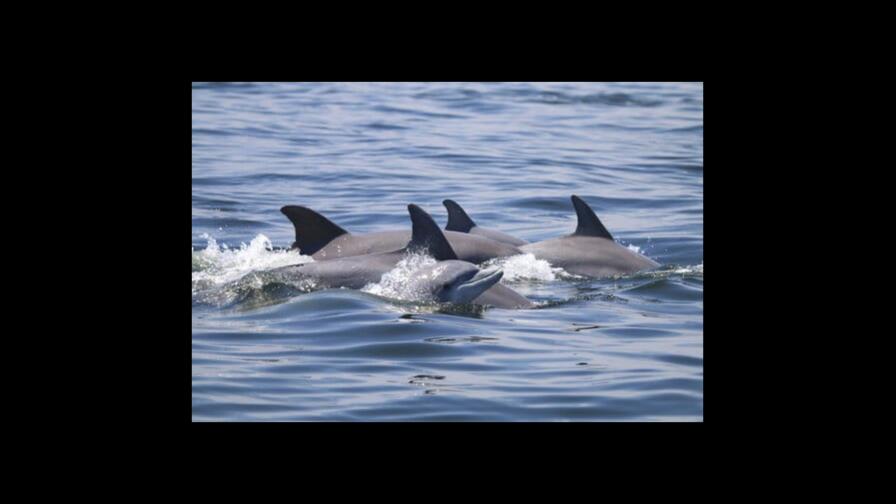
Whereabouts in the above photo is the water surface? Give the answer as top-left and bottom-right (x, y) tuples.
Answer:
(192, 82), (703, 421)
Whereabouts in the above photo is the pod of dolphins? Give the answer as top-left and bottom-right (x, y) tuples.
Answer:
(268, 195), (660, 309)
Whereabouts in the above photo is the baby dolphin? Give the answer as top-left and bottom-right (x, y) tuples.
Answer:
(405, 260), (532, 308)
(403, 261), (506, 305)
(443, 199), (528, 246)
(281, 204), (521, 263)
(519, 195), (660, 278)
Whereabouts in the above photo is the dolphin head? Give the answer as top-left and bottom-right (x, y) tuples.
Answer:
(412, 260), (504, 304)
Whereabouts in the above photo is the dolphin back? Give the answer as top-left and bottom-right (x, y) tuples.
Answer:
(281, 205), (349, 255)
(443, 199), (477, 232)
(407, 204), (459, 261)
(571, 195), (614, 240)
(444, 199), (529, 246)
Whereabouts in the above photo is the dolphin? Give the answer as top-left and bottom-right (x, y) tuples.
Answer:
(518, 195), (660, 278)
(401, 261), (510, 305)
(280, 205), (521, 264)
(268, 204), (533, 309)
(443, 199), (528, 246)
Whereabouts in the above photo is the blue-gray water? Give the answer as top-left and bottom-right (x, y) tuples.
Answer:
(192, 82), (703, 421)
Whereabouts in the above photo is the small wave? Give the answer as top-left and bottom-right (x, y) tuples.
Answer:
(664, 125), (703, 133)
(671, 263), (703, 275)
(517, 90), (663, 107)
(635, 262), (703, 280)
(192, 82), (258, 90)
(192, 173), (304, 186)
(413, 88), (483, 102)
(192, 234), (312, 293)
(192, 217), (267, 229)
(192, 196), (240, 210)
(488, 253), (561, 282)
(191, 128), (234, 137)
(361, 122), (409, 131)
(581, 92), (662, 107)
(371, 105), (467, 120)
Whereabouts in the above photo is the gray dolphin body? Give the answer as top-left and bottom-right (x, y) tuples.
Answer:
(443, 199), (528, 246)
(268, 205), (533, 309)
(468, 282), (534, 309)
(281, 205), (520, 264)
(518, 195), (659, 278)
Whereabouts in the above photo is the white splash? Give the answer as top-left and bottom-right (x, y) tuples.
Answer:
(672, 262), (703, 275)
(488, 253), (560, 282)
(192, 233), (312, 290)
(626, 243), (643, 254)
(361, 252), (438, 302)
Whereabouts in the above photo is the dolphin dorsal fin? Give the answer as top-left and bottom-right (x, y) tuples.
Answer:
(571, 195), (614, 240)
(443, 199), (477, 232)
(407, 204), (458, 260)
(280, 205), (349, 255)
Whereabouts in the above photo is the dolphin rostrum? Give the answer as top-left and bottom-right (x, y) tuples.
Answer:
(401, 261), (506, 305)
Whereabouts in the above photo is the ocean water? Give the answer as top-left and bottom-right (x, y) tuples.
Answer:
(191, 82), (703, 421)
